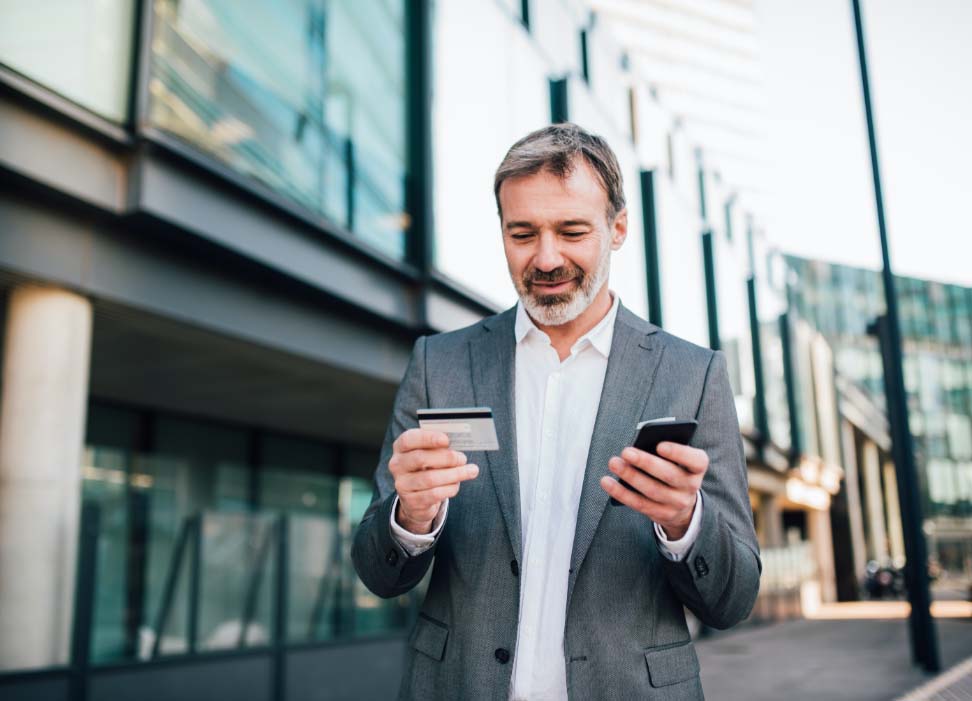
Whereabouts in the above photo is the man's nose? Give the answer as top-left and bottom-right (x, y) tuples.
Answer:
(532, 234), (565, 272)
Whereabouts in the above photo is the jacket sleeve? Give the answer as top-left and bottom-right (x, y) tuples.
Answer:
(351, 336), (442, 598)
(661, 350), (762, 629)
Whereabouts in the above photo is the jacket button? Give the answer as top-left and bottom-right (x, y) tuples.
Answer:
(693, 555), (709, 578)
(494, 648), (510, 664)
(386, 549), (399, 566)
(510, 559), (519, 577)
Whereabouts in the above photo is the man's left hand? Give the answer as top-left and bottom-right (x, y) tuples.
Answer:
(599, 442), (709, 539)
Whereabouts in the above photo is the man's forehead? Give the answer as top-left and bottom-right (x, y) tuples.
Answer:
(499, 162), (609, 218)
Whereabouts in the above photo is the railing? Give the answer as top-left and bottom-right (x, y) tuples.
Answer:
(31, 501), (421, 701)
(751, 541), (819, 623)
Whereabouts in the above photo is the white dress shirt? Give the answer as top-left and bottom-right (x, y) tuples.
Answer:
(390, 291), (703, 700)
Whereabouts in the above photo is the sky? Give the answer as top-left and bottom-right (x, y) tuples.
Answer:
(755, 0), (972, 286)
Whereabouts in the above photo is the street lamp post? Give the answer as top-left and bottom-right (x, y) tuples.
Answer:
(852, 0), (940, 673)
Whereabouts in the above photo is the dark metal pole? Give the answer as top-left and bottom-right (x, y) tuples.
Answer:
(272, 515), (290, 701)
(702, 230), (720, 351)
(70, 503), (101, 701)
(344, 137), (356, 234)
(405, 0), (434, 274)
(748, 276), (769, 447)
(697, 151), (720, 351)
(779, 311), (802, 464)
(852, 0), (940, 672)
(746, 217), (769, 448)
(405, 0), (435, 332)
(639, 170), (663, 327)
(187, 514), (202, 655)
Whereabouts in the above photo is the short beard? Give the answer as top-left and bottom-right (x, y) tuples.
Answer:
(513, 245), (611, 327)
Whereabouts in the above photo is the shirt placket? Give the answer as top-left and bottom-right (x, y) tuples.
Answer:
(518, 347), (563, 690)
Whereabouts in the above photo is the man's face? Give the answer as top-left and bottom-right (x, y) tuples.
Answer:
(498, 159), (627, 326)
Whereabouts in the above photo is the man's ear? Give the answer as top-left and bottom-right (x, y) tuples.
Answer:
(610, 208), (628, 250)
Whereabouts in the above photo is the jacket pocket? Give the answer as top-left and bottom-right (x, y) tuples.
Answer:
(644, 641), (700, 688)
(409, 613), (449, 662)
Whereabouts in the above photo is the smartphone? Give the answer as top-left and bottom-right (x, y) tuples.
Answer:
(609, 418), (699, 506)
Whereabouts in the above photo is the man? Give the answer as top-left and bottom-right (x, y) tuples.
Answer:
(352, 123), (760, 700)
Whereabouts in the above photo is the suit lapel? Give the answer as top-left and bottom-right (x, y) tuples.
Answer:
(470, 307), (522, 560)
(568, 305), (664, 601)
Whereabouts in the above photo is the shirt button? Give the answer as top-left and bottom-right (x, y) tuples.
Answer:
(495, 647), (511, 664)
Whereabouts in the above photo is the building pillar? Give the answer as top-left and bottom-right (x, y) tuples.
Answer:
(758, 493), (785, 549)
(861, 439), (890, 562)
(0, 285), (92, 670)
(809, 508), (838, 603)
(883, 460), (907, 566)
(837, 419), (869, 592)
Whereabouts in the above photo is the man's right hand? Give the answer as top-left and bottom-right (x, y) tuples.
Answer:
(390, 428), (480, 534)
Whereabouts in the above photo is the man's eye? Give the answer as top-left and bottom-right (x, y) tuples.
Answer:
(563, 231), (587, 237)
(511, 233), (534, 240)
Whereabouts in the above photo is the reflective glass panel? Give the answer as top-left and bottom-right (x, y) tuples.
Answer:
(149, 0), (408, 259)
(0, 0), (135, 121)
(82, 405), (417, 664)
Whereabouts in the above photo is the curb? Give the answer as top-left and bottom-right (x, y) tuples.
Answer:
(896, 656), (972, 701)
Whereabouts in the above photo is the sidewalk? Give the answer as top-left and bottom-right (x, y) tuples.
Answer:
(695, 609), (972, 700)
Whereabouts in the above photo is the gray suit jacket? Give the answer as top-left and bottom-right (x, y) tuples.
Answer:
(352, 303), (761, 700)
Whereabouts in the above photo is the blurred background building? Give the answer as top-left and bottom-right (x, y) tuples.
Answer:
(0, 1), (967, 700)
(785, 256), (972, 598)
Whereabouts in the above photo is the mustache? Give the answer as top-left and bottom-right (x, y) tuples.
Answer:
(524, 265), (584, 285)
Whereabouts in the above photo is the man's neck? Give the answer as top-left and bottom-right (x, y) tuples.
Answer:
(530, 286), (614, 360)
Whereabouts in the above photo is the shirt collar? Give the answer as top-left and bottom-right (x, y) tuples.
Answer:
(514, 290), (620, 358)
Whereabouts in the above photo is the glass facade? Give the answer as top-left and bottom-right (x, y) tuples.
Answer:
(149, 0), (409, 259)
(82, 402), (414, 665)
(785, 255), (972, 586)
(755, 247), (791, 452)
(0, 0), (136, 121)
(709, 196), (756, 434)
(653, 132), (709, 348)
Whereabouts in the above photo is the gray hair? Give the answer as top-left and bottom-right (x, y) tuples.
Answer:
(493, 122), (626, 221)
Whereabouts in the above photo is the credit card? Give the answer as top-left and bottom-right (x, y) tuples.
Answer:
(417, 407), (499, 451)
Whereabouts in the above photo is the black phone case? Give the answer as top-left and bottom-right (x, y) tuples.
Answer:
(609, 419), (699, 506)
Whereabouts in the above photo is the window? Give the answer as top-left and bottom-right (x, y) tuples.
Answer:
(148, 0), (409, 259)
(81, 403), (410, 664)
(0, 0), (136, 121)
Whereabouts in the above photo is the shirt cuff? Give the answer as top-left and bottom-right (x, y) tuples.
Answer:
(389, 495), (449, 556)
(654, 491), (704, 562)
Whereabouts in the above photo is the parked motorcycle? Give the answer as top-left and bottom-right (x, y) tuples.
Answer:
(863, 560), (905, 600)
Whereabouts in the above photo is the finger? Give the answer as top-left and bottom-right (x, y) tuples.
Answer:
(599, 475), (678, 522)
(609, 457), (693, 509)
(398, 464), (479, 492)
(405, 483), (462, 510)
(394, 428), (450, 453)
(619, 448), (694, 489)
(655, 442), (709, 474)
(394, 448), (467, 474)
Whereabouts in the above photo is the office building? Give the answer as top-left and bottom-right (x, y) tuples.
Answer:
(0, 2), (891, 699)
(786, 255), (972, 594)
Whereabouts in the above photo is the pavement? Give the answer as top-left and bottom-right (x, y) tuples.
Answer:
(695, 607), (972, 701)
